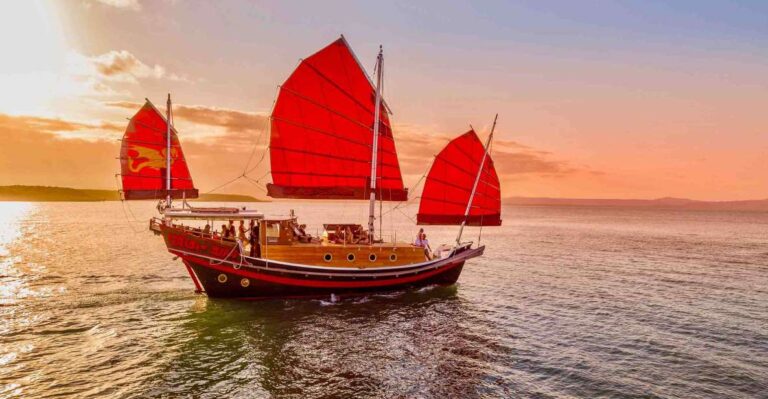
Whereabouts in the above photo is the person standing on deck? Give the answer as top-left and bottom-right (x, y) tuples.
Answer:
(238, 220), (247, 243)
(248, 220), (260, 258)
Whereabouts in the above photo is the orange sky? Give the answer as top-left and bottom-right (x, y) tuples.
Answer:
(0, 1), (765, 201)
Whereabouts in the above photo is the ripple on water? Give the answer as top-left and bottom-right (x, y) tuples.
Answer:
(0, 202), (767, 398)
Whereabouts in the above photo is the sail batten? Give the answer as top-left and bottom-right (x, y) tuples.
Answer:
(268, 37), (407, 201)
(277, 87), (373, 131)
(301, 64), (375, 116)
(417, 130), (502, 226)
(119, 100), (198, 200)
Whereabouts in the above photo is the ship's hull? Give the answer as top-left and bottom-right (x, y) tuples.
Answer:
(182, 257), (467, 299)
(160, 225), (483, 299)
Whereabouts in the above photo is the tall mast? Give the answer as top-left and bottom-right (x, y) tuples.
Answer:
(368, 46), (383, 243)
(166, 93), (172, 207)
(456, 114), (498, 245)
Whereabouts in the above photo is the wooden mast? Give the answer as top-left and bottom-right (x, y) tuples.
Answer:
(165, 93), (172, 207)
(455, 114), (498, 245)
(367, 46), (383, 243)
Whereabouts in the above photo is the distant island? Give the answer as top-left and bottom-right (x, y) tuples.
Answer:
(0, 186), (266, 202)
(1, 186), (765, 210)
(504, 196), (768, 211)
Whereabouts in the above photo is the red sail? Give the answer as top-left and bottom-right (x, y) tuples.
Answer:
(268, 37), (407, 201)
(120, 100), (198, 200)
(417, 130), (501, 226)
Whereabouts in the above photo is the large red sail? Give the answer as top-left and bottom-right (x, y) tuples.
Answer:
(268, 37), (407, 201)
(417, 130), (501, 226)
(120, 100), (198, 200)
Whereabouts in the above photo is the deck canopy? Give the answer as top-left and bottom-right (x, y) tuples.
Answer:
(268, 37), (407, 201)
(120, 100), (198, 200)
(417, 130), (501, 226)
(163, 207), (264, 220)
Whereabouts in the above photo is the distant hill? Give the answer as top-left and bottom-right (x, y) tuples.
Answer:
(0, 186), (266, 202)
(504, 196), (768, 211)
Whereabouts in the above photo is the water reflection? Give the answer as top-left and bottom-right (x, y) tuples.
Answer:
(147, 286), (496, 398)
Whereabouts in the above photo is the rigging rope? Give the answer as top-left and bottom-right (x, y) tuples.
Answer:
(114, 174), (146, 234)
(380, 169), (428, 218)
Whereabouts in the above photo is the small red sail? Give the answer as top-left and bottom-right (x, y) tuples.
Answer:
(268, 37), (407, 201)
(417, 130), (501, 226)
(120, 100), (198, 200)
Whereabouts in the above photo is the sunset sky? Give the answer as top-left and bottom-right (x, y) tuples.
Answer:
(0, 0), (765, 200)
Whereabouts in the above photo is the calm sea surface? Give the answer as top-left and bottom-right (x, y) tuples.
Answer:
(0, 201), (766, 398)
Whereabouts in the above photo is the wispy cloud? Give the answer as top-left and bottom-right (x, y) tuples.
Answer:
(392, 125), (601, 185)
(0, 110), (265, 191)
(91, 0), (142, 12)
(0, 114), (122, 138)
(0, 113), (120, 188)
(107, 101), (267, 149)
(89, 50), (185, 83)
(0, 107), (601, 196)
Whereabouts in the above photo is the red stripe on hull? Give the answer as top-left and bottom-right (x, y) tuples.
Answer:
(181, 255), (465, 298)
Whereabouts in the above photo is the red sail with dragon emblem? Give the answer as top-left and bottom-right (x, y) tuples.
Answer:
(119, 100), (198, 200)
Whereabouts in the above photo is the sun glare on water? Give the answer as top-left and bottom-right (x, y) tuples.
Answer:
(0, 202), (34, 257)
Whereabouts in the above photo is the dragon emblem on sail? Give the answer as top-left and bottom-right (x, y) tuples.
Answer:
(127, 145), (179, 173)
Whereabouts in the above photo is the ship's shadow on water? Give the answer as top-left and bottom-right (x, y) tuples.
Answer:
(143, 285), (501, 398)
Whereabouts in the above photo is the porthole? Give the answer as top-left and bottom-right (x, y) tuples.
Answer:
(389, 253), (397, 262)
(347, 253), (355, 262)
(217, 273), (228, 283)
(369, 253), (377, 262)
(240, 278), (250, 288)
(323, 253), (332, 262)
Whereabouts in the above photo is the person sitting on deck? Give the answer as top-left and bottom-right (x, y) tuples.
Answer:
(333, 226), (344, 244)
(203, 223), (211, 235)
(345, 226), (355, 244)
(413, 228), (423, 246)
(418, 233), (433, 260)
(292, 223), (311, 243)
(227, 220), (236, 239)
(221, 224), (229, 239)
(358, 231), (370, 245)
(414, 231), (425, 247)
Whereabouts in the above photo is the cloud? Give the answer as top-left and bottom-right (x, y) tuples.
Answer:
(107, 101), (267, 148)
(173, 105), (267, 135)
(0, 109), (600, 199)
(0, 114), (122, 137)
(0, 111), (268, 193)
(392, 126), (594, 179)
(0, 113), (120, 188)
(89, 50), (185, 83)
(105, 101), (270, 185)
(92, 0), (142, 11)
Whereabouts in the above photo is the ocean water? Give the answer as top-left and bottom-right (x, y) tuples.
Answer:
(0, 201), (766, 398)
